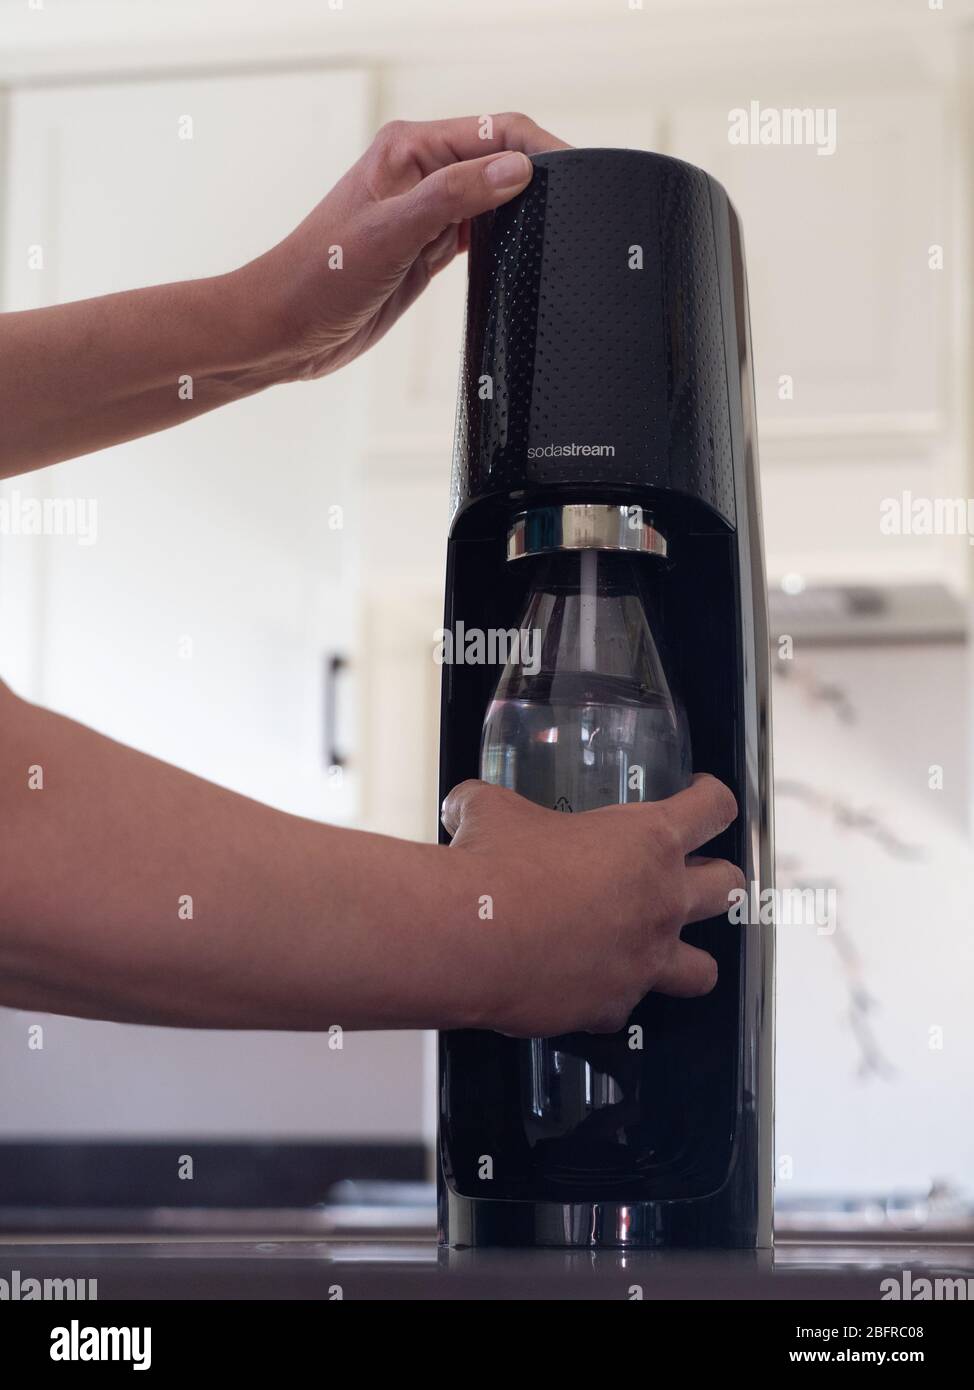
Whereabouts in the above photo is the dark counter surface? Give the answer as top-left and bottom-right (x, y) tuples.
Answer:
(1, 1233), (972, 1300)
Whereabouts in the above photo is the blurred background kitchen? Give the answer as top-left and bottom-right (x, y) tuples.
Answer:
(0, 0), (972, 1235)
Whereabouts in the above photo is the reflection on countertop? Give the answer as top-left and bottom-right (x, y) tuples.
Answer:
(3, 1180), (972, 1299)
(0, 1233), (972, 1300)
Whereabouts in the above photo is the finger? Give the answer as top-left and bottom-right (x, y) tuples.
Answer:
(421, 221), (462, 277)
(653, 941), (719, 998)
(658, 774), (739, 855)
(380, 150), (534, 259)
(390, 225), (462, 317)
(684, 855), (746, 923)
(425, 111), (572, 166)
(371, 114), (571, 193)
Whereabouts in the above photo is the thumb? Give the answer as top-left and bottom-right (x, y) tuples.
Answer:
(381, 151), (533, 259)
(441, 778), (530, 839)
(440, 778), (485, 838)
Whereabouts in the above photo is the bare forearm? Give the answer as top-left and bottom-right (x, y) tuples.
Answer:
(0, 268), (280, 476)
(0, 684), (498, 1031)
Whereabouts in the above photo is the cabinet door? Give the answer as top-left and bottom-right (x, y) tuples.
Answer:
(1, 69), (370, 823)
(668, 93), (948, 427)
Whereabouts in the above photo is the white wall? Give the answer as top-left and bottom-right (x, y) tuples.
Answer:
(774, 641), (973, 1195)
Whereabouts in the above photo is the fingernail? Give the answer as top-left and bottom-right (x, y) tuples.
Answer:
(485, 151), (531, 190)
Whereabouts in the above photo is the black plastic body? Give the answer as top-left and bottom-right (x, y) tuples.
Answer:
(437, 149), (774, 1249)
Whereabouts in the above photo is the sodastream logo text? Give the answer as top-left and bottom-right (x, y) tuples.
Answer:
(526, 443), (616, 459)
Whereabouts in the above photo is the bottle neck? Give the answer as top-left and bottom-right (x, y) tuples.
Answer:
(519, 550), (663, 680)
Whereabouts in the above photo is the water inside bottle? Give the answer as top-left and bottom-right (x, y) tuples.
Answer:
(479, 546), (692, 1179)
(482, 670), (687, 811)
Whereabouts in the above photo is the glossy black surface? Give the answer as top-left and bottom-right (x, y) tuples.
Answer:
(438, 149), (774, 1249)
(444, 532), (742, 1214)
(451, 149), (738, 525)
(0, 1236), (971, 1300)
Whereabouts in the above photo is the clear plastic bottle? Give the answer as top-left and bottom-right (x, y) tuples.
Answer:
(480, 546), (691, 1175)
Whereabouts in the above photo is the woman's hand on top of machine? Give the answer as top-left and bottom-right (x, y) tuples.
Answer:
(440, 773), (744, 1039)
(235, 113), (571, 385)
(0, 113), (568, 478)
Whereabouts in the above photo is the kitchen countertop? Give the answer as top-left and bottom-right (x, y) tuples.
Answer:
(2, 1234), (972, 1299)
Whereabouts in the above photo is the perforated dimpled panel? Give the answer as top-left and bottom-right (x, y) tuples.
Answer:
(450, 148), (737, 527)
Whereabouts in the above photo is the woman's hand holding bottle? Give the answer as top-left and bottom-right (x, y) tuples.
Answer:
(441, 772), (744, 1039)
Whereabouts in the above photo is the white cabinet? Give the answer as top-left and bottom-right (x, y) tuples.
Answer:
(668, 94), (949, 427)
(666, 90), (962, 590)
(1, 70), (369, 823)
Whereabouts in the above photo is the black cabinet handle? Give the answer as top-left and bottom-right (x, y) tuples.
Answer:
(324, 653), (349, 770)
